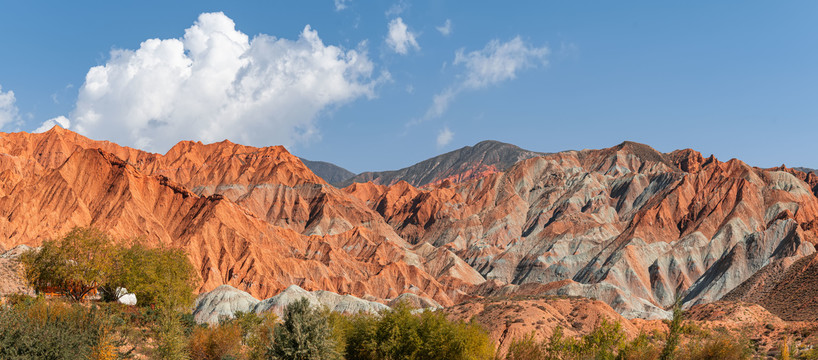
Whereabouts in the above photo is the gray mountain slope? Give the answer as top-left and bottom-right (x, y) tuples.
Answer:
(341, 140), (546, 188)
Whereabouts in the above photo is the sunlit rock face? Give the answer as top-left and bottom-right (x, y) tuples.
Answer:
(3, 128), (818, 320)
(346, 141), (818, 318)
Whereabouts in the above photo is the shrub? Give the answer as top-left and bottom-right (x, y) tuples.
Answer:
(676, 333), (752, 360)
(154, 307), (191, 360)
(617, 333), (662, 360)
(0, 297), (118, 359)
(506, 332), (544, 360)
(505, 319), (662, 360)
(188, 322), (243, 360)
(245, 312), (278, 360)
(270, 298), (340, 360)
(343, 302), (494, 360)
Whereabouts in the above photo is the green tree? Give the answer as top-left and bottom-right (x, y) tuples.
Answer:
(660, 302), (683, 360)
(270, 298), (340, 360)
(21, 227), (115, 301)
(108, 243), (198, 309)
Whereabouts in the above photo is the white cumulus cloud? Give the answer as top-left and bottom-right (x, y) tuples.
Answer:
(386, 17), (419, 55)
(421, 36), (547, 121)
(70, 12), (381, 152)
(34, 115), (70, 133)
(0, 85), (19, 130)
(436, 19), (452, 36)
(436, 126), (453, 148)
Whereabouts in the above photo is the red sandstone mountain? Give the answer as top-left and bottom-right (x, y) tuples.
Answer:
(2, 127), (818, 322)
(0, 127), (469, 305)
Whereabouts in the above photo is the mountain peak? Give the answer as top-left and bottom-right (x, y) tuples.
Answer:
(342, 140), (545, 188)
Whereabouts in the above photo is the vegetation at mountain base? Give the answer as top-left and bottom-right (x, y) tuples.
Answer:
(659, 301), (683, 360)
(337, 302), (495, 360)
(503, 315), (754, 360)
(21, 227), (197, 308)
(107, 242), (198, 309)
(268, 297), (340, 360)
(2, 290), (815, 359)
(0, 296), (116, 359)
(505, 319), (661, 360)
(21, 227), (116, 302)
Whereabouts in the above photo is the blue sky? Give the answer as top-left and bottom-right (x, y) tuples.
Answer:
(0, 1), (816, 172)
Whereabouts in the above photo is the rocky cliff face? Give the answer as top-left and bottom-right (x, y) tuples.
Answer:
(2, 126), (817, 320)
(345, 141), (818, 318)
(0, 127), (470, 306)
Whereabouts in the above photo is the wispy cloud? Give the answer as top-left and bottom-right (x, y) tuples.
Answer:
(418, 36), (548, 123)
(386, 17), (420, 55)
(424, 88), (456, 120)
(334, 0), (349, 11)
(436, 19), (452, 36)
(436, 126), (453, 148)
(385, 0), (409, 17)
(455, 36), (548, 90)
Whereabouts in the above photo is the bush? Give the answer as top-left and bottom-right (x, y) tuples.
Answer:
(0, 297), (120, 359)
(270, 298), (340, 360)
(505, 319), (663, 360)
(343, 302), (494, 360)
(244, 312), (278, 360)
(188, 322), (243, 360)
(617, 333), (662, 360)
(154, 308), (191, 360)
(506, 332), (544, 360)
(676, 333), (752, 360)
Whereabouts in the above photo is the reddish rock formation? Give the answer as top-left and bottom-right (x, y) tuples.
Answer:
(347, 141), (818, 318)
(0, 128), (464, 305)
(3, 128), (818, 322)
(724, 252), (818, 321)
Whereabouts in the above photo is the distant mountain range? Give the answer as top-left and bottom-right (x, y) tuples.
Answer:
(298, 158), (355, 185)
(312, 140), (545, 188)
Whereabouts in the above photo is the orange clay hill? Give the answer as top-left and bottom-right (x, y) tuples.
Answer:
(3, 126), (818, 331)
